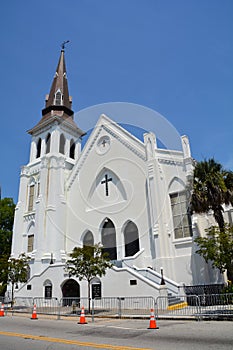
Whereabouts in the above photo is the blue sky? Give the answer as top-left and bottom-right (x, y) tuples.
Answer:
(0, 0), (232, 202)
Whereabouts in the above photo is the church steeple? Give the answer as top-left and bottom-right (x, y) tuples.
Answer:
(42, 48), (73, 118)
(28, 47), (84, 136)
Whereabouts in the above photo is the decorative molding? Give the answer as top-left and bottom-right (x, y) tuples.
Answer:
(102, 125), (146, 161)
(67, 122), (146, 191)
(46, 205), (56, 211)
(148, 163), (154, 176)
(158, 158), (184, 166)
(23, 213), (35, 222)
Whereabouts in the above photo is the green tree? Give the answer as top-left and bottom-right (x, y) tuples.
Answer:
(7, 254), (30, 306)
(0, 197), (15, 295)
(195, 225), (233, 283)
(65, 244), (112, 312)
(191, 158), (233, 230)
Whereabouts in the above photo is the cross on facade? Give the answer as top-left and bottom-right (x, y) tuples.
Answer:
(101, 174), (112, 196)
(101, 139), (107, 147)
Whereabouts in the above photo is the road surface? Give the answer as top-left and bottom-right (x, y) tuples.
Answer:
(0, 315), (232, 349)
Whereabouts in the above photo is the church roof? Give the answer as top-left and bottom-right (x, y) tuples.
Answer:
(28, 48), (85, 136)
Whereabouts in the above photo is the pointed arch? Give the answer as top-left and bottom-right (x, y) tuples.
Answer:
(69, 139), (75, 159)
(45, 133), (51, 154)
(168, 176), (186, 193)
(54, 89), (62, 105)
(88, 167), (127, 206)
(36, 138), (41, 158)
(101, 218), (117, 260)
(123, 221), (140, 257)
(83, 230), (94, 247)
(59, 133), (66, 154)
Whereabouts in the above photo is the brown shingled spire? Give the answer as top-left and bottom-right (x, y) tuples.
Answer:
(42, 48), (73, 116)
(28, 47), (85, 136)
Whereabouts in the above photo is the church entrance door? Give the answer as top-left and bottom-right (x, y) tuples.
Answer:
(61, 279), (80, 306)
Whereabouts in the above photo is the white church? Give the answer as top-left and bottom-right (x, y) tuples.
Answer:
(9, 49), (225, 301)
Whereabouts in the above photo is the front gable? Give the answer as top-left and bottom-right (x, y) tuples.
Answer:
(66, 114), (146, 191)
(66, 114), (148, 217)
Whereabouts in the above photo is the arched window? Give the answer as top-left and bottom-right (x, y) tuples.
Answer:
(36, 138), (41, 158)
(124, 221), (140, 257)
(54, 90), (62, 105)
(170, 191), (192, 239)
(44, 280), (52, 299)
(28, 184), (35, 212)
(27, 235), (34, 252)
(70, 139), (75, 159)
(101, 218), (117, 260)
(59, 134), (65, 154)
(27, 221), (35, 252)
(45, 133), (51, 154)
(83, 231), (94, 247)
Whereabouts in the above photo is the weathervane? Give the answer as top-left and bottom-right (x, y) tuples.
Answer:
(61, 40), (70, 50)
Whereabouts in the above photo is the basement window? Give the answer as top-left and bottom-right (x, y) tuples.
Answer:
(130, 280), (137, 286)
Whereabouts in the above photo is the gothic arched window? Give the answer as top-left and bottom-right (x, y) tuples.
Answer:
(36, 138), (41, 158)
(54, 90), (62, 105)
(83, 231), (94, 247)
(101, 219), (117, 260)
(45, 133), (51, 154)
(59, 134), (65, 154)
(124, 221), (140, 257)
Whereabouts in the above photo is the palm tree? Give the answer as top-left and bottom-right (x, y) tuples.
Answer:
(191, 158), (233, 231)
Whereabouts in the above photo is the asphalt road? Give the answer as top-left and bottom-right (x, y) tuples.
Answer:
(0, 315), (232, 350)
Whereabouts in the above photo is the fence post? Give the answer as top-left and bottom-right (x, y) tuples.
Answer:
(196, 295), (202, 322)
(118, 297), (122, 318)
(57, 298), (61, 320)
(91, 299), (95, 323)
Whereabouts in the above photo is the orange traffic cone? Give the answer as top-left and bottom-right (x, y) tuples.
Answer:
(148, 308), (159, 329)
(31, 304), (38, 320)
(0, 303), (5, 317)
(78, 306), (87, 324)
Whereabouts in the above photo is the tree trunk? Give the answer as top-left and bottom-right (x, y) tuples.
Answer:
(227, 267), (233, 284)
(11, 283), (14, 308)
(88, 280), (91, 314)
(213, 207), (225, 231)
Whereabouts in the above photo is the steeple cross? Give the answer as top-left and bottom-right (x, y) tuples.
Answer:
(101, 174), (112, 196)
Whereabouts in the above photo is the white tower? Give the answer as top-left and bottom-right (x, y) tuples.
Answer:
(11, 48), (85, 278)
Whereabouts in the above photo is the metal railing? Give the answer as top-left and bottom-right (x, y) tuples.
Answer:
(1, 293), (232, 321)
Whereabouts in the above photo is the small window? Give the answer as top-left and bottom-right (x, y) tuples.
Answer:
(130, 280), (137, 285)
(28, 185), (35, 212)
(28, 234), (34, 252)
(59, 134), (65, 154)
(37, 182), (40, 197)
(54, 90), (62, 105)
(70, 139), (75, 159)
(45, 133), (51, 154)
(27, 285), (32, 290)
(36, 138), (41, 158)
(44, 280), (52, 299)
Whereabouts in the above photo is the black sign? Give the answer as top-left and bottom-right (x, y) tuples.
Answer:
(92, 283), (101, 299)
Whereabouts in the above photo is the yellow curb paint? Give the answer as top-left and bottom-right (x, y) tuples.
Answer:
(0, 331), (152, 350)
(167, 302), (188, 311)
